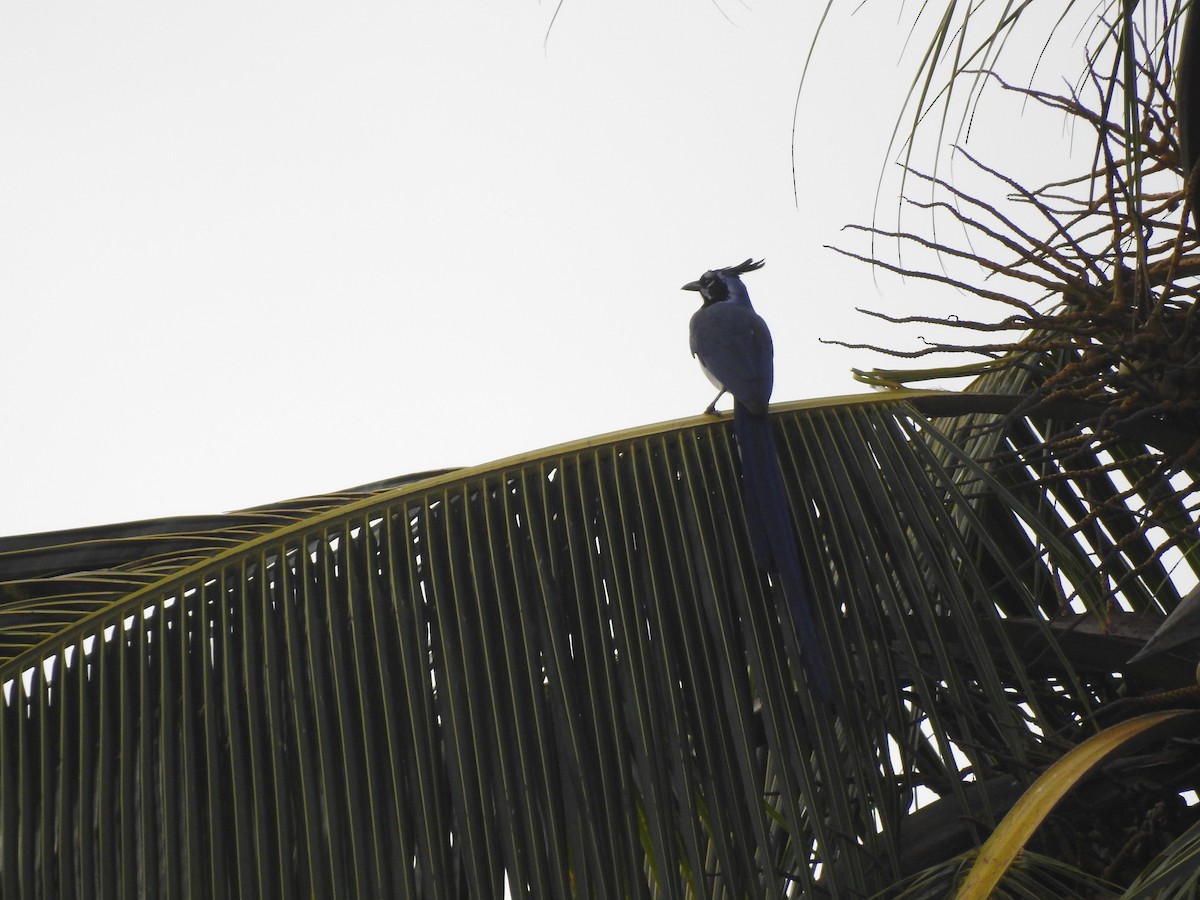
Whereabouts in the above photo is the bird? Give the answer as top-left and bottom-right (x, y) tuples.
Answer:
(682, 259), (833, 701)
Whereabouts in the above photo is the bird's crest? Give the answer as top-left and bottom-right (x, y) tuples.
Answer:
(721, 258), (765, 277)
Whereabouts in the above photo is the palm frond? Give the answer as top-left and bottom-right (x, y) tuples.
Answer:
(2, 391), (1198, 895)
(808, 1), (1188, 222)
(1120, 814), (1200, 899)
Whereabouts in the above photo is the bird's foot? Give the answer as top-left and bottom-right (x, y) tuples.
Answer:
(703, 403), (723, 418)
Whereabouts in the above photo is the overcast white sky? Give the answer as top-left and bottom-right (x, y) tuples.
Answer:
(1, 2), (1080, 536)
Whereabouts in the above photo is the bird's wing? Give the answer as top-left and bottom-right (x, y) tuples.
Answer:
(689, 302), (774, 415)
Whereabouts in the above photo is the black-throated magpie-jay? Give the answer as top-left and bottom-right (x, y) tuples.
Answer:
(682, 259), (832, 701)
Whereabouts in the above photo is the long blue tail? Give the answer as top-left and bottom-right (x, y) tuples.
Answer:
(733, 403), (833, 702)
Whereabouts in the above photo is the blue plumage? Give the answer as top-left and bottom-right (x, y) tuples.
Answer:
(682, 259), (833, 702)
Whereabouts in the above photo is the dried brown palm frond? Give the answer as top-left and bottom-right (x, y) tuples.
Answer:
(832, 33), (1200, 431)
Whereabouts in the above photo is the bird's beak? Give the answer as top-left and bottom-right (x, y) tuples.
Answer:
(681, 280), (702, 292)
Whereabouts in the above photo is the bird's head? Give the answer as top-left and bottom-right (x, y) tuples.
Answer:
(681, 258), (765, 307)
